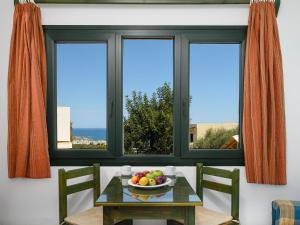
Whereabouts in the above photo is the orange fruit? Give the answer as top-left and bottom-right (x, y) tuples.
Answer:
(131, 176), (139, 184)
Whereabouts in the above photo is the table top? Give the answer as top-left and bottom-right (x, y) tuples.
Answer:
(96, 173), (202, 207)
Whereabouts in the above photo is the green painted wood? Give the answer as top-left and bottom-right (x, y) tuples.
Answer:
(108, 206), (187, 220)
(202, 180), (232, 194)
(231, 169), (240, 220)
(185, 207), (195, 225)
(103, 207), (114, 225)
(203, 166), (232, 179)
(65, 166), (94, 179)
(58, 169), (67, 224)
(58, 164), (100, 223)
(196, 163), (203, 200)
(196, 163), (240, 223)
(189, 207), (195, 225)
(93, 163), (100, 205)
(66, 180), (95, 195)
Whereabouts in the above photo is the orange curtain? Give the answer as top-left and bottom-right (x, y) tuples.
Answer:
(8, 3), (50, 178)
(243, 1), (286, 185)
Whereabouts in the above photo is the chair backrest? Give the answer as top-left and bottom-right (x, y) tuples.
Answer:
(196, 163), (240, 221)
(58, 164), (100, 224)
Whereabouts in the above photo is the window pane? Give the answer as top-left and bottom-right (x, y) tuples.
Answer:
(123, 39), (174, 155)
(189, 44), (240, 150)
(57, 43), (107, 150)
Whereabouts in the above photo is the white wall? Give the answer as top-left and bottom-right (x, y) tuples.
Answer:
(57, 107), (71, 142)
(1, 0), (300, 225)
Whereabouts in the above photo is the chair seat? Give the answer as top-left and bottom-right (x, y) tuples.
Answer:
(174, 206), (233, 225)
(195, 206), (233, 225)
(65, 207), (103, 225)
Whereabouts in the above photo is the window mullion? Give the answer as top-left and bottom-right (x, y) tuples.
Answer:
(173, 33), (182, 157)
(107, 33), (117, 157)
(180, 34), (190, 157)
(114, 33), (123, 157)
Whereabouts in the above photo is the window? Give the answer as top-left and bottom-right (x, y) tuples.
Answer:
(56, 43), (107, 150)
(189, 44), (240, 150)
(123, 39), (174, 155)
(45, 26), (246, 166)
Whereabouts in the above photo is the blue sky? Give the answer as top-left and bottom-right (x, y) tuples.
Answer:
(57, 43), (107, 128)
(57, 41), (239, 128)
(190, 43), (240, 124)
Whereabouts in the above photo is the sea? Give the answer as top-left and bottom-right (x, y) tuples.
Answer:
(72, 128), (107, 141)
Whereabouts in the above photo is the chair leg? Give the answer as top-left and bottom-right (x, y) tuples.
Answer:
(225, 221), (240, 225)
(167, 220), (183, 225)
(115, 220), (133, 225)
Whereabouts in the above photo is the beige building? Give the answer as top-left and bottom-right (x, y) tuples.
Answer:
(57, 107), (72, 149)
(189, 122), (238, 144)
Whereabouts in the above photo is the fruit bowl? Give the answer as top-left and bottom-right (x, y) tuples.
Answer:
(128, 170), (172, 189)
(128, 177), (172, 189)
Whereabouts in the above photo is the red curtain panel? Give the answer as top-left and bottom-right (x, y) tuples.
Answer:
(243, 1), (286, 185)
(8, 3), (50, 178)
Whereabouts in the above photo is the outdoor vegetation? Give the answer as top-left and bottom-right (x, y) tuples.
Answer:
(191, 127), (239, 149)
(124, 82), (173, 154)
(124, 83), (239, 154)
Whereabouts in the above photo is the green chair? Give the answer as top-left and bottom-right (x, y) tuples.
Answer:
(195, 163), (240, 225)
(168, 163), (240, 225)
(58, 164), (102, 225)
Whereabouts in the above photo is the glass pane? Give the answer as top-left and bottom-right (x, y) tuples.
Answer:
(56, 43), (107, 150)
(123, 39), (174, 155)
(189, 44), (240, 150)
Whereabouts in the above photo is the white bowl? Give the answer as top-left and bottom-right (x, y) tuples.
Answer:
(128, 177), (172, 189)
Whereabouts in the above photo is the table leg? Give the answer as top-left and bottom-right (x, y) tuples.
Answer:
(185, 207), (195, 225)
(103, 206), (114, 225)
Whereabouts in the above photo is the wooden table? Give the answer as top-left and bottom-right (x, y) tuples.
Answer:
(96, 173), (202, 225)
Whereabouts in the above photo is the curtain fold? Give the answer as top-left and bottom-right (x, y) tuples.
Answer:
(8, 3), (50, 178)
(243, 1), (286, 185)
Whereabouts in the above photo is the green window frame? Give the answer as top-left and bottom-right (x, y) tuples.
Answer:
(45, 26), (246, 166)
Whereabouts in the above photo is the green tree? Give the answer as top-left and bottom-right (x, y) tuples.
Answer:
(124, 82), (173, 154)
(192, 127), (239, 149)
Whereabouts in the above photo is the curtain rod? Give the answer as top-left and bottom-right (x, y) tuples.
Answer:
(14, 0), (280, 16)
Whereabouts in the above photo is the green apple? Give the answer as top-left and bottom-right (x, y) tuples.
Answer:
(148, 178), (156, 186)
(146, 173), (155, 179)
(152, 170), (163, 177)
